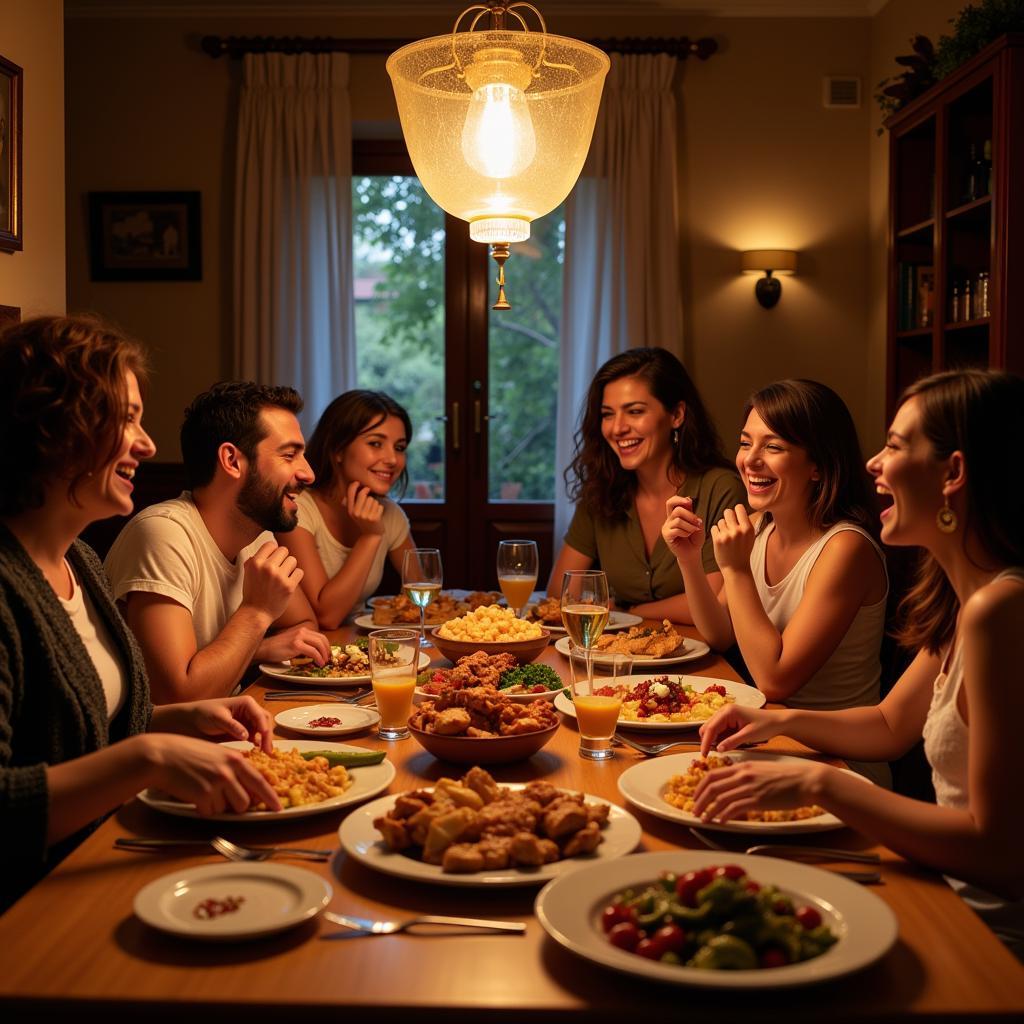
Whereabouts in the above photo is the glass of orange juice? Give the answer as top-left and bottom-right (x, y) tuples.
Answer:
(368, 628), (419, 741)
(568, 644), (632, 761)
(497, 540), (538, 618)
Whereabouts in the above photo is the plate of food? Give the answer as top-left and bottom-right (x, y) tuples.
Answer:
(355, 590), (504, 629)
(338, 768), (642, 887)
(525, 596), (643, 634)
(273, 703), (381, 738)
(555, 675), (764, 731)
(617, 751), (870, 833)
(416, 653), (566, 704)
(259, 645), (430, 685)
(134, 862), (332, 941)
(534, 850), (897, 987)
(553, 630), (711, 667)
(137, 740), (395, 821)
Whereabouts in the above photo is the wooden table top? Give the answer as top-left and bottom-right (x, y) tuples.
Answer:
(1, 622), (1022, 1023)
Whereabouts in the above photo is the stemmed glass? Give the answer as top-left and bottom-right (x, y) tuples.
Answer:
(496, 540), (538, 618)
(401, 548), (443, 648)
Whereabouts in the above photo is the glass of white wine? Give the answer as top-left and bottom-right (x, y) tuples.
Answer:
(496, 540), (538, 618)
(401, 548), (443, 649)
(559, 569), (611, 743)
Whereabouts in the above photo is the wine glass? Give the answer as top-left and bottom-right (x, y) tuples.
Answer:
(559, 568), (610, 699)
(496, 540), (538, 618)
(401, 548), (443, 648)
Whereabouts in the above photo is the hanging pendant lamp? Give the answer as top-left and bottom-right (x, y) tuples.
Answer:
(387, 1), (609, 309)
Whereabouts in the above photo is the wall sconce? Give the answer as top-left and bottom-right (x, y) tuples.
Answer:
(741, 250), (798, 309)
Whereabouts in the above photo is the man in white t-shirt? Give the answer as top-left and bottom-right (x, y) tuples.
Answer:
(105, 382), (330, 703)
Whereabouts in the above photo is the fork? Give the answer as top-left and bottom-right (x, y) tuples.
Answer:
(613, 731), (700, 756)
(264, 689), (370, 703)
(113, 837), (330, 861)
(321, 911), (525, 937)
(687, 828), (881, 882)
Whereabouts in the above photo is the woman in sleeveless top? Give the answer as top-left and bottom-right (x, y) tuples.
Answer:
(694, 369), (1024, 956)
(663, 381), (888, 736)
(282, 391), (417, 628)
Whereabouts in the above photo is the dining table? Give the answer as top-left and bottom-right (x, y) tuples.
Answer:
(0, 616), (1022, 1023)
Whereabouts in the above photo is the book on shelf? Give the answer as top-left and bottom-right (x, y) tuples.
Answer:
(897, 263), (934, 331)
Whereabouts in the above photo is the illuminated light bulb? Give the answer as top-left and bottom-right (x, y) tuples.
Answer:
(461, 82), (536, 180)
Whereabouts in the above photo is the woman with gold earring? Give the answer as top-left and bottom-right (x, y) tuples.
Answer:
(691, 368), (1024, 958)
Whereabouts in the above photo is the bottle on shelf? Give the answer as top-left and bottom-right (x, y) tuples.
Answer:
(963, 278), (973, 321)
(976, 271), (990, 318)
(951, 281), (961, 323)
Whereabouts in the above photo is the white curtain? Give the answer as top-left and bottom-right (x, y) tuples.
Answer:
(234, 52), (356, 434)
(554, 53), (683, 546)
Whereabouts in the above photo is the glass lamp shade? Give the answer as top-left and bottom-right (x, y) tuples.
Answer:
(387, 30), (609, 244)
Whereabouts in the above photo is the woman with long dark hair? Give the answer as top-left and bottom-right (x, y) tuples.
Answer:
(282, 390), (417, 628)
(549, 348), (744, 622)
(663, 379), (889, 780)
(692, 369), (1024, 955)
(0, 315), (280, 912)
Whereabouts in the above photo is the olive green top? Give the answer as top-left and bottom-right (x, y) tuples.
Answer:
(563, 467), (747, 607)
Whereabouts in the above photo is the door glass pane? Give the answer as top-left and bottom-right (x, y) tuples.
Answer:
(486, 207), (563, 502)
(353, 175), (446, 501)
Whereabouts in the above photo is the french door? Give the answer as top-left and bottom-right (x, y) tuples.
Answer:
(353, 141), (558, 591)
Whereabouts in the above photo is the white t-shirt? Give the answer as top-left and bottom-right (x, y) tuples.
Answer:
(59, 560), (126, 721)
(294, 490), (410, 604)
(104, 492), (272, 651)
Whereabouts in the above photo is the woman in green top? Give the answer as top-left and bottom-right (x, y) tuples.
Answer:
(548, 348), (744, 622)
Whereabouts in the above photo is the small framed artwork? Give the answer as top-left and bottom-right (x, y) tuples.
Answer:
(0, 53), (23, 253)
(88, 190), (201, 281)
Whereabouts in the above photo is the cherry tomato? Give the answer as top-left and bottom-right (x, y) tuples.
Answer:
(651, 923), (687, 955)
(759, 946), (790, 969)
(744, 880), (761, 893)
(600, 902), (635, 933)
(635, 937), (663, 960)
(675, 868), (714, 907)
(607, 921), (642, 951)
(795, 905), (823, 930)
(714, 864), (747, 881)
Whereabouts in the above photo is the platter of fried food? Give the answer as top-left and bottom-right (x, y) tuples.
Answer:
(355, 590), (504, 629)
(526, 596), (643, 634)
(416, 651), (566, 704)
(138, 740), (395, 821)
(554, 625), (710, 667)
(616, 751), (866, 833)
(338, 767), (642, 886)
(554, 675), (764, 731)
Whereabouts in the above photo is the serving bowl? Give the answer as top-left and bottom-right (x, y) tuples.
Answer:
(408, 720), (560, 765)
(429, 627), (551, 666)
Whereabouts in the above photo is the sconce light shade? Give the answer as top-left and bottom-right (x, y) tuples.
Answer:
(741, 249), (798, 309)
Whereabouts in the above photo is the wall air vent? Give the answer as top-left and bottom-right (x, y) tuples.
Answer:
(823, 76), (861, 109)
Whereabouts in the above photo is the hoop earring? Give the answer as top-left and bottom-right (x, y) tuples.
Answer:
(936, 499), (958, 534)
(672, 428), (680, 446)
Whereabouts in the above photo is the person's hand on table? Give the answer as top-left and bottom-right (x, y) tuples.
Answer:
(693, 757), (828, 824)
(256, 623), (331, 666)
(169, 695), (275, 750)
(699, 704), (785, 756)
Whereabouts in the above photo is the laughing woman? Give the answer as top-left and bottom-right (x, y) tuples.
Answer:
(281, 391), (416, 629)
(691, 369), (1024, 956)
(663, 379), (889, 783)
(0, 315), (281, 912)
(548, 348), (744, 622)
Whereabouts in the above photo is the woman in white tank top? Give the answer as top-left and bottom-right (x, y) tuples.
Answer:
(663, 381), (888, 732)
(692, 369), (1024, 957)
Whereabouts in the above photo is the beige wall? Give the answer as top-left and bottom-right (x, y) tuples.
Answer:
(63, 5), (962, 460)
(0, 0), (65, 318)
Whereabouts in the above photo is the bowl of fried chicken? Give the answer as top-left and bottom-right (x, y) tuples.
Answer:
(408, 685), (560, 764)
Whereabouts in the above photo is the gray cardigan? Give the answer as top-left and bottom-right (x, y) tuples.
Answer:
(0, 526), (151, 912)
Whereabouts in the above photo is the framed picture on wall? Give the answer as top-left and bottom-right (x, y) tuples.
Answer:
(0, 53), (23, 253)
(88, 190), (201, 281)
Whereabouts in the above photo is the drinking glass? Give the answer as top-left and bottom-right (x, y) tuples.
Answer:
(401, 548), (443, 648)
(496, 540), (538, 618)
(368, 628), (419, 741)
(568, 645), (632, 761)
(559, 569), (610, 701)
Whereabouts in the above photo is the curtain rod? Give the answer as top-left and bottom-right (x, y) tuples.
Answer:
(200, 35), (717, 60)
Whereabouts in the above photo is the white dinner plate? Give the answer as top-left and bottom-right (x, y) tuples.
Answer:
(338, 784), (642, 887)
(259, 650), (430, 685)
(553, 634), (711, 666)
(528, 608), (644, 635)
(535, 850), (897, 988)
(554, 675), (765, 731)
(273, 703), (380, 738)
(134, 862), (332, 941)
(617, 751), (869, 833)
(138, 740), (395, 821)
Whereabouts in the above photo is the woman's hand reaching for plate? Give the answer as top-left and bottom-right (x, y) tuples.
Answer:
(692, 757), (828, 824)
(698, 704), (785, 756)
